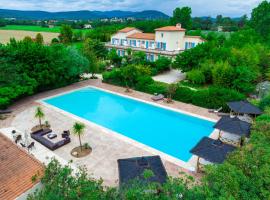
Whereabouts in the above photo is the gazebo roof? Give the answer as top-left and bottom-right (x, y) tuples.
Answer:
(214, 116), (251, 137)
(190, 137), (236, 164)
(227, 100), (262, 115)
(117, 156), (167, 186)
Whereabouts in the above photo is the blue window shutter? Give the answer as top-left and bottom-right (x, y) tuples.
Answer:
(185, 42), (188, 49)
(192, 43), (195, 48)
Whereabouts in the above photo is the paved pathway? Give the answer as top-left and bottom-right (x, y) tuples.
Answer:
(152, 69), (185, 84)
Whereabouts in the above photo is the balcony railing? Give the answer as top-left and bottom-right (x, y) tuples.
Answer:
(105, 42), (183, 56)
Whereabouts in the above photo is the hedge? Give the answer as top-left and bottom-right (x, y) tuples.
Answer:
(102, 68), (246, 111)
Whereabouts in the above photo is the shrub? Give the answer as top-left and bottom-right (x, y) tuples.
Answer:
(152, 56), (171, 74)
(0, 97), (10, 109)
(145, 82), (168, 95)
(192, 86), (245, 110)
(259, 94), (270, 111)
(186, 69), (206, 85)
(212, 61), (234, 87)
(135, 76), (154, 92)
(200, 60), (215, 83)
(102, 69), (124, 86)
(173, 86), (195, 103)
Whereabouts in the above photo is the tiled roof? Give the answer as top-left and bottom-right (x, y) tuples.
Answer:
(185, 35), (205, 41)
(0, 133), (44, 200)
(155, 26), (186, 32)
(127, 33), (155, 40)
(118, 27), (140, 33)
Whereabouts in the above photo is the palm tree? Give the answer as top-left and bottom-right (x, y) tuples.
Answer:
(72, 122), (86, 152)
(35, 106), (45, 128)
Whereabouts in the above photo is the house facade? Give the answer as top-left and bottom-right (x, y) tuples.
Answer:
(105, 24), (205, 61)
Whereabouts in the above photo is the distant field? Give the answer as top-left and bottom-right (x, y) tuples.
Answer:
(0, 25), (61, 33)
(0, 30), (59, 44)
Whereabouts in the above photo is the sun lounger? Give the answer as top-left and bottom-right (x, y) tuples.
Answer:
(208, 107), (222, 113)
(0, 109), (13, 114)
(151, 94), (164, 101)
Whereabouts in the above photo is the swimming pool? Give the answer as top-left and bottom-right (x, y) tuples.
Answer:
(44, 87), (214, 162)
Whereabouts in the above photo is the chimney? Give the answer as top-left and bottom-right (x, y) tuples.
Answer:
(176, 23), (182, 28)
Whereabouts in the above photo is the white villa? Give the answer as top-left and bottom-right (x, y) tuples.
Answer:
(105, 24), (205, 61)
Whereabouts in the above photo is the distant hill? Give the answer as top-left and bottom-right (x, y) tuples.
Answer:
(0, 9), (169, 20)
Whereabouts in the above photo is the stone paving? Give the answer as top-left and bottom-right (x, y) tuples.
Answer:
(0, 79), (220, 186)
(152, 69), (186, 84)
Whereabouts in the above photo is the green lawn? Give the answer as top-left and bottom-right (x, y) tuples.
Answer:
(0, 25), (61, 33)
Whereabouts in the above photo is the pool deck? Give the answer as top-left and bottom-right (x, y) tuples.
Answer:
(0, 79), (220, 186)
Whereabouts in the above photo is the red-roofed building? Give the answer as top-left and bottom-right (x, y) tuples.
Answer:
(105, 24), (205, 61)
(0, 133), (44, 200)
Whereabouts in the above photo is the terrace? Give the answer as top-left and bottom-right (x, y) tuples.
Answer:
(0, 79), (221, 186)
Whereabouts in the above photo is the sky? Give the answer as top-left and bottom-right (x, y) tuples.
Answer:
(0, 0), (264, 17)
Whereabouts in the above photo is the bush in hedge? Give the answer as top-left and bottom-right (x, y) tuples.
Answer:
(145, 82), (169, 95)
(186, 69), (206, 85)
(103, 69), (126, 86)
(173, 86), (195, 103)
(135, 76), (155, 92)
(192, 86), (245, 110)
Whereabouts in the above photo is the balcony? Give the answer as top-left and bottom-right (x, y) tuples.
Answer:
(105, 42), (183, 56)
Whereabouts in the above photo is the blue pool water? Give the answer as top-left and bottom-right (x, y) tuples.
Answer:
(44, 87), (214, 162)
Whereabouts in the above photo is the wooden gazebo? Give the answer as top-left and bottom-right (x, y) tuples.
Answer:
(214, 116), (251, 146)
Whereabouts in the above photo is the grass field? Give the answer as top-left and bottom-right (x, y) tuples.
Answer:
(0, 25), (61, 33)
(0, 30), (59, 44)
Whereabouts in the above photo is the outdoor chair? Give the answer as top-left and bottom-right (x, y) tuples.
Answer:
(15, 135), (22, 144)
(62, 130), (70, 138)
(27, 142), (35, 151)
(20, 143), (26, 148)
(208, 107), (222, 113)
(151, 94), (164, 101)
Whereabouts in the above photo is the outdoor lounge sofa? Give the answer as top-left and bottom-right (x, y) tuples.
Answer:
(31, 129), (70, 151)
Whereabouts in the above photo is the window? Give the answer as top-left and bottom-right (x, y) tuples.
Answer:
(161, 33), (164, 38)
(150, 54), (155, 62)
(130, 40), (136, 47)
(185, 42), (196, 49)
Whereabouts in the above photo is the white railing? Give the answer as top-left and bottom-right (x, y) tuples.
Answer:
(105, 43), (183, 55)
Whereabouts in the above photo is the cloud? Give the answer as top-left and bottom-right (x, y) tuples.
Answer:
(0, 0), (263, 17)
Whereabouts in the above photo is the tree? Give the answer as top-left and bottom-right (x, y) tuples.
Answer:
(250, 0), (270, 40)
(73, 30), (83, 42)
(83, 39), (98, 78)
(212, 61), (234, 87)
(154, 56), (171, 74)
(108, 49), (122, 66)
(59, 25), (73, 43)
(186, 69), (206, 85)
(72, 122), (86, 152)
(0, 39), (88, 108)
(83, 38), (107, 59)
(238, 14), (248, 28)
(35, 106), (45, 127)
(35, 33), (44, 44)
(121, 65), (138, 91)
(170, 7), (192, 29)
(166, 84), (177, 103)
(232, 65), (257, 93)
(216, 15), (223, 25)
